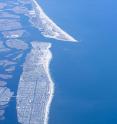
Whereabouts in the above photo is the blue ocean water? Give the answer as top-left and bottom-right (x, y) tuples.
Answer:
(39, 0), (117, 124)
(0, 0), (117, 123)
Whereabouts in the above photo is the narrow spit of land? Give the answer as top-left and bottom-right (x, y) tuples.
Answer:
(17, 41), (54, 124)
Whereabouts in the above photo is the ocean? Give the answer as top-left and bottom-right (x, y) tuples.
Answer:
(0, 0), (117, 124)
(38, 0), (117, 124)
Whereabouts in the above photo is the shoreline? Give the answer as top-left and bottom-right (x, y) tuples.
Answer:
(16, 41), (54, 124)
(44, 44), (54, 124)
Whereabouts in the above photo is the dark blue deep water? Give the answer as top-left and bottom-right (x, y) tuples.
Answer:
(39, 0), (117, 124)
(1, 0), (117, 124)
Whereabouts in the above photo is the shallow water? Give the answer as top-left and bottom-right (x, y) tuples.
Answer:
(0, 0), (117, 124)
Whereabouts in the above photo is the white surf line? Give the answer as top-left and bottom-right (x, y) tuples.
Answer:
(43, 44), (54, 124)
(31, 0), (77, 42)
(16, 41), (54, 124)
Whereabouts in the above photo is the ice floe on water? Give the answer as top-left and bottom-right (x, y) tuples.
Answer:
(17, 41), (54, 124)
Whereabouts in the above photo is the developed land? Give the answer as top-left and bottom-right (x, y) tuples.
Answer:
(17, 42), (54, 124)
